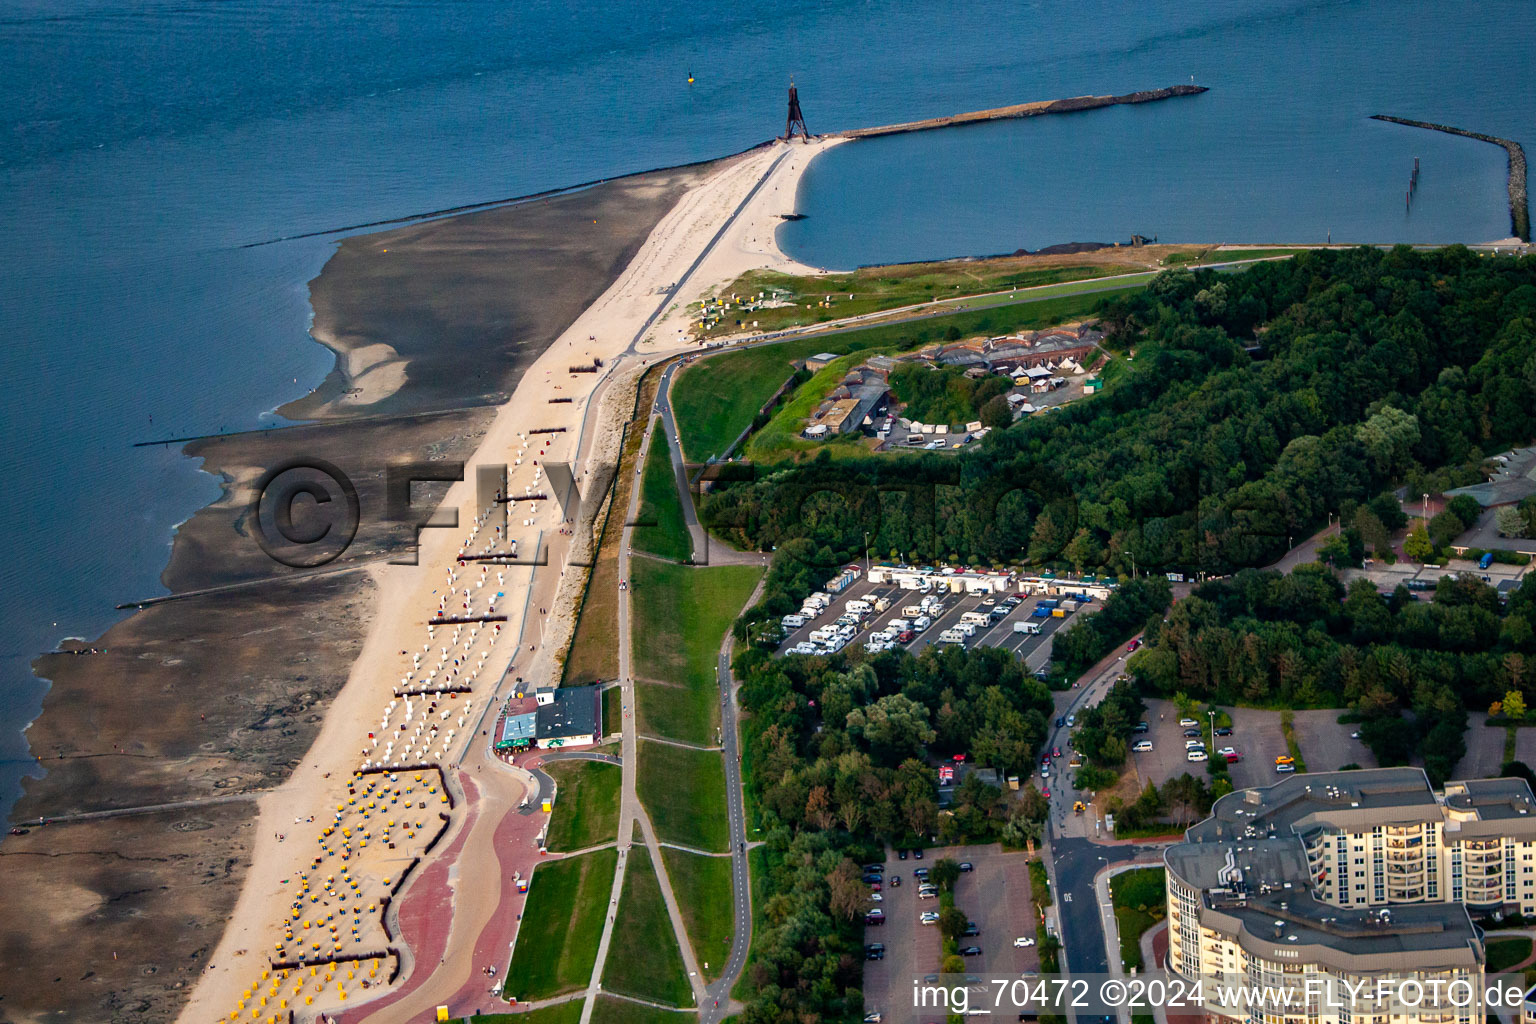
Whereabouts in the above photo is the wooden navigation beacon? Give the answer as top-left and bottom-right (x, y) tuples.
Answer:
(784, 82), (810, 142)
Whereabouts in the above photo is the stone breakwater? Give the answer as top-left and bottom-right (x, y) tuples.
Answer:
(1372, 114), (1530, 242)
(841, 84), (1208, 140)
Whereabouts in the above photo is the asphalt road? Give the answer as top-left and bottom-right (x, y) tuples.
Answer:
(1050, 834), (1143, 977)
(700, 596), (758, 1023)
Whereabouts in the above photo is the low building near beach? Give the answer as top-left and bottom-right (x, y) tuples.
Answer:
(533, 685), (601, 749)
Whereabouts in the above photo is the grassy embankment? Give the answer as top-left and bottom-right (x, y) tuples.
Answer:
(602, 838), (695, 1007)
(674, 288), (1137, 465)
(1109, 867), (1167, 972)
(1487, 936), (1534, 973)
(543, 760), (621, 852)
(661, 847), (735, 981)
(637, 739), (730, 852)
(631, 557), (761, 745)
(455, 1003), (584, 1024)
(504, 847), (619, 1001)
(632, 423), (693, 562)
(692, 256), (1181, 340)
(590, 997), (695, 1024)
(561, 367), (662, 685)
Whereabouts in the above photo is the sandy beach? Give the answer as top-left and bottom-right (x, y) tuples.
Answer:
(172, 136), (837, 1024)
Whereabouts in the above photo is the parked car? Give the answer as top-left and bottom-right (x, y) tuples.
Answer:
(865, 909), (884, 924)
(865, 943), (885, 960)
(1014, 936), (1036, 947)
(869, 892), (883, 901)
(1132, 740), (1153, 752)
(1179, 717), (1199, 728)
(920, 912), (939, 925)
(1214, 726), (1233, 736)
(1185, 739), (1204, 749)
(1276, 763), (1296, 773)
(1126, 638), (1141, 652)
(960, 945), (983, 957)
(959, 861), (974, 872)
(1187, 749), (1208, 762)
(913, 849), (923, 859)
(1133, 722), (1150, 733)
(962, 922), (980, 936)
(890, 875), (901, 887)
(1225, 752), (1242, 763)
(1217, 747), (1236, 757)
(897, 849), (908, 860)
(1183, 728), (1201, 738)
(913, 867), (929, 878)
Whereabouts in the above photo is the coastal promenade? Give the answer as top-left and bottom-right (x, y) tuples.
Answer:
(177, 137), (836, 1024)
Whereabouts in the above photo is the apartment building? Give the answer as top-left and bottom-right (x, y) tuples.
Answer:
(1165, 768), (1536, 1024)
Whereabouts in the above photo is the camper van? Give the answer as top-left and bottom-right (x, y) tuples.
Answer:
(938, 628), (966, 645)
(960, 610), (991, 626)
(913, 615), (931, 632)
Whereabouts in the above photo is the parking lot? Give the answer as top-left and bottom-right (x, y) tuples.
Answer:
(1453, 711), (1504, 779)
(862, 844), (1041, 1024)
(776, 575), (1098, 669)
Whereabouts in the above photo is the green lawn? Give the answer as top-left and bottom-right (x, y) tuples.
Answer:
(1487, 936), (1534, 973)
(633, 425), (693, 562)
(504, 847), (618, 1001)
(456, 1002), (584, 1024)
(632, 558), (762, 745)
(672, 288), (1130, 464)
(1110, 867), (1167, 972)
(695, 260), (1151, 340)
(661, 847), (735, 981)
(637, 739), (729, 852)
(590, 996), (695, 1024)
(544, 760), (621, 852)
(601, 844), (695, 1007)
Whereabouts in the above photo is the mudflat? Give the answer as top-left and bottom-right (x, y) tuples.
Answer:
(0, 161), (718, 1024)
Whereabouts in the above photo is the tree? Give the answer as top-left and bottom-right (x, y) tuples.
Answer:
(939, 905), (969, 944)
(1503, 689), (1527, 720)
(980, 394), (1014, 430)
(1497, 506), (1529, 538)
(845, 693), (935, 764)
(929, 858), (962, 892)
(1428, 510), (1466, 548)
(824, 858), (868, 921)
(1403, 523), (1434, 561)
(1355, 406), (1421, 478)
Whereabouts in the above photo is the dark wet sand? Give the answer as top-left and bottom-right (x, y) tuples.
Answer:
(0, 160), (720, 1024)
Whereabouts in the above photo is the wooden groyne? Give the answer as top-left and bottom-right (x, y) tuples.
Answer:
(841, 85), (1207, 140)
(1371, 115), (1530, 242)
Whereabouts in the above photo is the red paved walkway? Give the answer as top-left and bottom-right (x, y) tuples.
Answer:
(336, 775), (482, 1023)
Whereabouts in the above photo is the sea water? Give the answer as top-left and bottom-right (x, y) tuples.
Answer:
(0, 0), (1530, 817)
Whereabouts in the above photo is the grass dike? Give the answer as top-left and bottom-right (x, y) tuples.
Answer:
(504, 846), (618, 1001)
(601, 839), (695, 1007)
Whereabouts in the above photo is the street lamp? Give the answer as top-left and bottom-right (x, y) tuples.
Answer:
(1208, 709), (1216, 752)
(864, 531), (871, 576)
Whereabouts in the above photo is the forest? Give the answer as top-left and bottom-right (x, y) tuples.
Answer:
(887, 361), (1015, 427)
(732, 642), (1054, 1023)
(707, 246), (1536, 648)
(1131, 567), (1536, 783)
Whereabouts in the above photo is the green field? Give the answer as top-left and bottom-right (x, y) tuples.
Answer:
(672, 288), (1131, 463)
(633, 425), (693, 562)
(590, 996), (696, 1024)
(544, 760), (621, 852)
(1109, 867), (1167, 972)
(601, 844), (695, 1007)
(456, 1002), (584, 1024)
(661, 847), (735, 981)
(1488, 936), (1534, 973)
(631, 558), (762, 745)
(695, 260), (1151, 339)
(504, 847), (618, 1001)
(637, 739), (729, 852)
